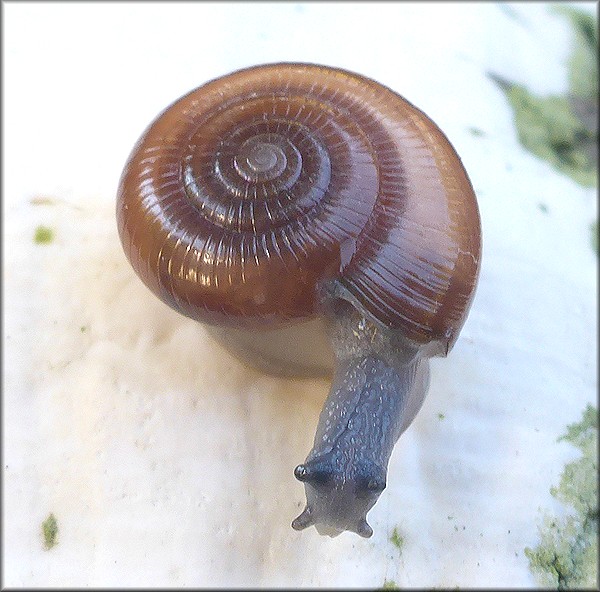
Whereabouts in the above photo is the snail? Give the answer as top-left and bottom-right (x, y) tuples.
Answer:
(116, 63), (481, 538)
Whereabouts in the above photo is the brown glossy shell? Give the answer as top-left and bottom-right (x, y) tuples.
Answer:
(117, 63), (481, 354)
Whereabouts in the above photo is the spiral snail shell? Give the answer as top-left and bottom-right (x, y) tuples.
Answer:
(117, 63), (481, 538)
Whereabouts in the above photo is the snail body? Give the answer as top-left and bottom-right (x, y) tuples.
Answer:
(117, 63), (481, 538)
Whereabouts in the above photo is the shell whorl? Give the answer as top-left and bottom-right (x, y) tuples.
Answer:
(117, 63), (481, 353)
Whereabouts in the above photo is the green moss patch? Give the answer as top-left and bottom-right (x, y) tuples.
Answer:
(390, 526), (405, 550)
(525, 405), (598, 588)
(490, 7), (598, 187)
(34, 225), (54, 245)
(553, 5), (598, 101)
(42, 513), (59, 549)
(468, 127), (486, 137)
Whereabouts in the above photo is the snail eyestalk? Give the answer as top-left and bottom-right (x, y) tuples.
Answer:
(292, 292), (429, 537)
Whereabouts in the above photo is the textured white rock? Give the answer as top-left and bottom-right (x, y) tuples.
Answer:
(4, 2), (597, 587)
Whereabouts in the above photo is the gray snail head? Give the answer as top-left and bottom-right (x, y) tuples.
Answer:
(290, 298), (432, 537)
(116, 63), (481, 538)
(293, 455), (386, 538)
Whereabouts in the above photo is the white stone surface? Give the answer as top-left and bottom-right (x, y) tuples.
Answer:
(4, 2), (597, 588)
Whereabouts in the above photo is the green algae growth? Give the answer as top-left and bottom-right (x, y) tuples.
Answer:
(34, 225), (54, 245)
(525, 405), (598, 588)
(389, 526), (405, 551)
(42, 513), (59, 550)
(491, 6), (597, 188)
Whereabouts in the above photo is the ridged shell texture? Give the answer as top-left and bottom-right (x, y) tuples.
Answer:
(117, 63), (481, 352)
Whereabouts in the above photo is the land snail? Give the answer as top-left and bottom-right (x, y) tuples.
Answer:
(116, 63), (481, 539)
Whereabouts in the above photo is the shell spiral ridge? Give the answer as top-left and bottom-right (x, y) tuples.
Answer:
(117, 63), (481, 352)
